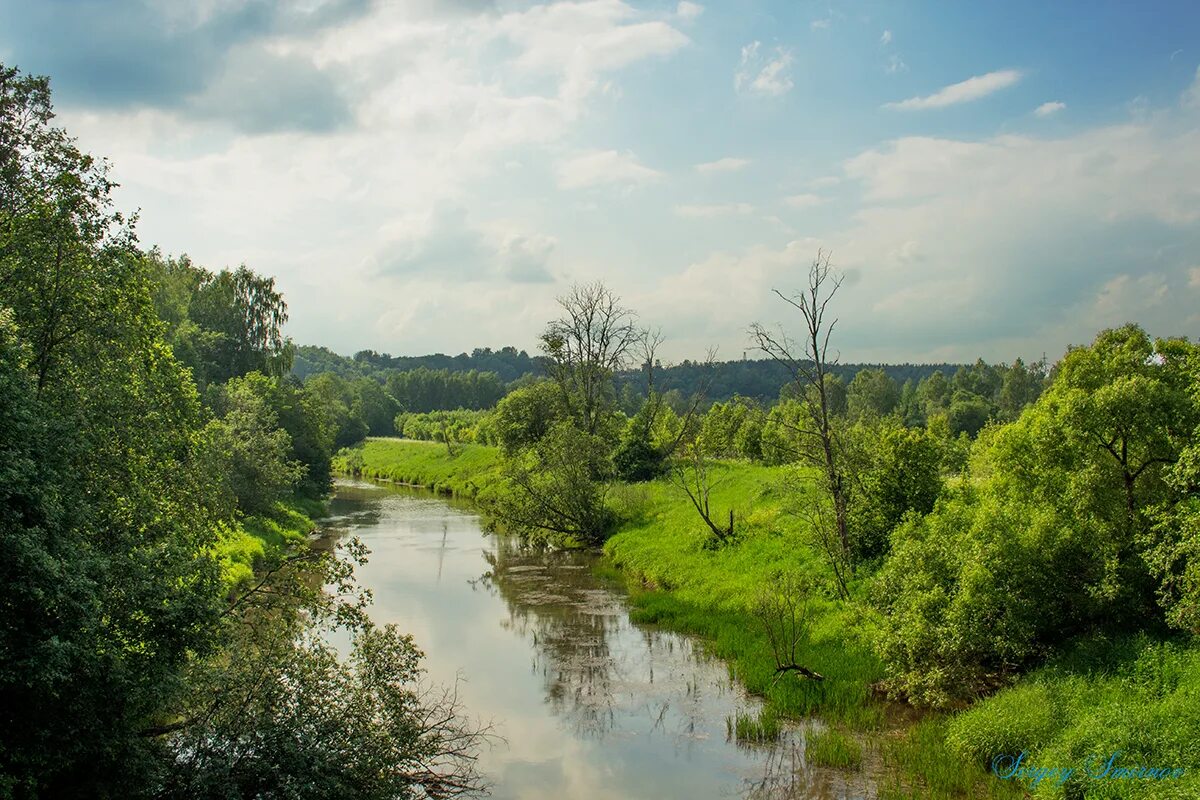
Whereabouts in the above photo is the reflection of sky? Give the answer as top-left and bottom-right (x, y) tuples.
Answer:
(324, 481), (871, 800)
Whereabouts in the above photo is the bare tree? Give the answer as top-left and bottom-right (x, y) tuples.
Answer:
(749, 250), (852, 569)
(672, 441), (736, 545)
(792, 488), (851, 600)
(753, 572), (824, 682)
(539, 282), (643, 435)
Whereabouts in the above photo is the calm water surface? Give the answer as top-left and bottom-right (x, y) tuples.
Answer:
(322, 479), (875, 800)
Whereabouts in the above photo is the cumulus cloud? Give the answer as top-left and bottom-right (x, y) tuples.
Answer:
(884, 69), (1022, 110)
(0, 0), (367, 131)
(695, 157), (750, 173)
(556, 149), (662, 189)
(676, 2), (703, 21)
(369, 206), (555, 283)
(1034, 101), (1066, 117)
(735, 42), (794, 97)
(880, 30), (892, 45)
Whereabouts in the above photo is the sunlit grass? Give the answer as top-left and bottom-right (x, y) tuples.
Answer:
(333, 437), (503, 497)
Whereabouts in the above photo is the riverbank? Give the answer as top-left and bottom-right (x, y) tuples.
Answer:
(215, 496), (327, 589)
(334, 438), (1029, 799)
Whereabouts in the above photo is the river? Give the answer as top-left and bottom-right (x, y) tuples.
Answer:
(321, 478), (875, 799)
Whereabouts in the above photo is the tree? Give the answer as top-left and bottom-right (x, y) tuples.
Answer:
(207, 372), (304, 515)
(187, 266), (293, 384)
(486, 422), (615, 546)
(847, 368), (900, 421)
(539, 282), (642, 437)
(490, 380), (568, 455)
(750, 251), (852, 566)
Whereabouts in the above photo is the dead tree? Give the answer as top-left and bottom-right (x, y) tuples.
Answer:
(671, 441), (735, 545)
(749, 250), (852, 571)
(753, 572), (824, 682)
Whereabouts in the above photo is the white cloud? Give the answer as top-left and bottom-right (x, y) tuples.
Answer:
(831, 121), (1200, 355)
(1183, 65), (1200, 108)
(1034, 101), (1066, 117)
(676, 1), (703, 21)
(808, 175), (841, 189)
(735, 41), (794, 97)
(884, 69), (1022, 110)
(695, 157), (750, 174)
(784, 193), (825, 208)
(556, 149), (662, 189)
(1189, 266), (1200, 288)
(810, 18), (830, 30)
(674, 203), (754, 217)
(880, 30), (892, 45)
(885, 54), (908, 74)
(53, 0), (696, 355)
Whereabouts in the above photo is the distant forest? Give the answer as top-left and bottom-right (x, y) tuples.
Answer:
(293, 344), (968, 404)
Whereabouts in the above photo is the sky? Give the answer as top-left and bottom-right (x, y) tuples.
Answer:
(2, 0), (1200, 363)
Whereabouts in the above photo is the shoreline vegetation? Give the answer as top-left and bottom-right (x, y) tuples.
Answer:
(335, 437), (1200, 800)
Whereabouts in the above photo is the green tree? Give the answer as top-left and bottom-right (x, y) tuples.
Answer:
(208, 372), (304, 515)
(490, 380), (568, 455)
(847, 368), (900, 420)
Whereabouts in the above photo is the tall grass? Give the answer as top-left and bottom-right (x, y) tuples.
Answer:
(806, 726), (863, 769)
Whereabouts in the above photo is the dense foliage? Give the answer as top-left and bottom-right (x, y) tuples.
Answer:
(0, 64), (486, 799)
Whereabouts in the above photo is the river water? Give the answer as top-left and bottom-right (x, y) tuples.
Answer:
(321, 478), (873, 800)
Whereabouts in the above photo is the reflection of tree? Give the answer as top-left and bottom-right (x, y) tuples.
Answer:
(480, 535), (627, 738)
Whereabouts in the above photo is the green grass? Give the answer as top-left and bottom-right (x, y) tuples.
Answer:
(806, 726), (863, 769)
(946, 634), (1200, 799)
(333, 437), (503, 498)
(214, 497), (324, 590)
(878, 717), (1024, 800)
(728, 708), (782, 744)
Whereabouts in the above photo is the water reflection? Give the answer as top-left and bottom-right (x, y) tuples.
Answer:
(324, 479), (876, 800)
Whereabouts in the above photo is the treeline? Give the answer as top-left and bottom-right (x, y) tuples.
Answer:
(292, 343), (541, 383)
(616, 357), (969, 404)
(0, 64), (483, 798)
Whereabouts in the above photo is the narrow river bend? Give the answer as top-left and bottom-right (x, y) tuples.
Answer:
(321, 479), (873, 800)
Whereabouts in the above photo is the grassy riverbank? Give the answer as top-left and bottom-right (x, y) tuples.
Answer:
(335, 438), (1030, 798)
(215, 497), (326, 589)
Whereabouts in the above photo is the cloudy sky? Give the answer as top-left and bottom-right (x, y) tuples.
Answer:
(3, 1), (1199, 363)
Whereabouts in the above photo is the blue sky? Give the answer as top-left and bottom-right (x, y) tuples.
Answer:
(2, 0), (1199, 362)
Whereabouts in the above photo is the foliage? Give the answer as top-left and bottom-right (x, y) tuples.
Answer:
(845, 421), (943, 563)
(872, 325), (1198, 706)
(486, 422), (616, 546)
(206, 372), (304, 515)
(489, 379), (568, 454)
(394, 408), (493, 446)
(847, 368), (900, 421)
(385, 366), (506, 413)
